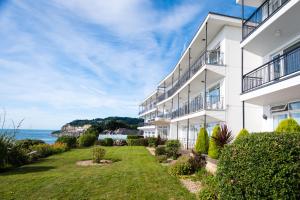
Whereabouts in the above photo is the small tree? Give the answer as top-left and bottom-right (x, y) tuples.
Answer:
(208, 125), (220, 159)
(195, 128), (209, 154)
(212, 124), (233, 148)
(275, 118), (300, 134)
(235, 128), (250, 142)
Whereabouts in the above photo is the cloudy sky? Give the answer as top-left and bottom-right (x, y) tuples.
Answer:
(0, 0), (252, 129)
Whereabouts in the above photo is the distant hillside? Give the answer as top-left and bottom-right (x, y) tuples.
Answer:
(53, 117), (143, 137)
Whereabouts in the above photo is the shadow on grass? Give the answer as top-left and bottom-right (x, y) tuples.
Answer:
(0, 166), (55, 175)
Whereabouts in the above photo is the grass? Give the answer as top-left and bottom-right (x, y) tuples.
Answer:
(0, 146), (196, 200)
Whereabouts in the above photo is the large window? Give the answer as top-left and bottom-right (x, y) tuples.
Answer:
(272, 101), (300, 129)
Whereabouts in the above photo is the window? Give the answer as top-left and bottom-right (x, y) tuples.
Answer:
(271, 101), (300, 129)
(273, 114), (288, 129)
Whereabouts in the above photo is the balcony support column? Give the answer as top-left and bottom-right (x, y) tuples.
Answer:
(176, 121), (179, 140)
(188, 48), (191, 78)
(178, 64), (181, 86)
(205, 22), (208, 63)
(171, 98), (174, 118)
(187, 119), (190, 149)
(188, 84), (190, 114)
(177, 93), (180, 118)
(241, 46), (245, 129)
(204, 69), (207, 128)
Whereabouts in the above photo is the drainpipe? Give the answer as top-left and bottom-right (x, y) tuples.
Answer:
(242, 0), (245, 38)
(178, 64), (181, 86)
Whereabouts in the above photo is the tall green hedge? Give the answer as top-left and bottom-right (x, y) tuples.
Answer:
(208, 125), (220, 159)
(195, 128), (209, 154)
(217, 132), (300, 199)
(275, 118), (300, 133)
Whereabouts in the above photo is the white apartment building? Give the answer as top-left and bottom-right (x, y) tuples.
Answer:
(237, 0), (300, 131)
(138, 12), (262, 149)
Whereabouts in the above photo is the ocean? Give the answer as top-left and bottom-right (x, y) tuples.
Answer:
(1, 129), (57, 144)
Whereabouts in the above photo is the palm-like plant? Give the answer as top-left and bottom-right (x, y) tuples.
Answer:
(212, 124), (233, 148)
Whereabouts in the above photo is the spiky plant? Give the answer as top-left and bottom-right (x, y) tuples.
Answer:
(212, 124), (233, 148)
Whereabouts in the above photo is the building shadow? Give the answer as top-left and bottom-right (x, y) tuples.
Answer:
(0, 166), (55, 176)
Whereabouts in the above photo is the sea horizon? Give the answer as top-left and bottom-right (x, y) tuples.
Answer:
(1, 129), (57, 144)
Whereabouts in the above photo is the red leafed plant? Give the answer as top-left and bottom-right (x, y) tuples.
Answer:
(212, 124), (233, 148)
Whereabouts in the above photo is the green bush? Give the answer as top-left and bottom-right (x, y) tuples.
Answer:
(235, 128), (250, 142)
(126, 138), (147, 146)
(156, 155), (168, 163)
(147, 137), (158, 147)
(0, 134), (14, 168)
(208, 125), (220, 159)
(56, 136), (77, 148)
(168, 155), (193, 176)
(32, 144), (53, 157)
(197, 169), (218, 200)
(51, 142), (68, 154)
(165, 140), (180, 159)
(217, 132), (300, 199)
(78, 134), (97, 147)
(127, 135), (144, 139)
(7, 146), (29, 167)
(275, 118), (300, 133)
(195, 128), (209, 154)
(103, 138), (114, 146)
(155, 146), (166, 156)
(92, 147), (106, 163)
(15, 139), (45, 150)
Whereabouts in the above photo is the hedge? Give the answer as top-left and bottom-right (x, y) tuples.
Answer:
(235, 128), (249, 142)
(127, 135), (144, 139)
(56, 136), (77, 148)
(217, 132), (300, 199)
(126, 138), (147, 146)
(275, 118), (300, 133)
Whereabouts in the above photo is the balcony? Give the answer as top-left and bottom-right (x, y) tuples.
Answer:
(158, 50), (224, 103)
(138, 102), (157, 115)
(243, 0), (290, 39)
(171, 94), (224, 119)
(243, 45), (300, 93)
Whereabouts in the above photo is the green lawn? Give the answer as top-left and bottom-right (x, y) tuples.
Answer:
(0, 146), (195, 200)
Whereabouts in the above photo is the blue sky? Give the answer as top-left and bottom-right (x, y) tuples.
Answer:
(0, 0), (253, 129)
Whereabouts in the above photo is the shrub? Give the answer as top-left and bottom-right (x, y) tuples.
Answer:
(78, 134), (97, 147)
(217, 132), (300, 199)
(113, 139), (127, 146)
(126, 138), (147, 146)
(147, 137), (158, 147)
(103, 138), (114, 146)
(56, 136), (77, 148)
(275, 118), (300, 133)
(32, 144), (53, 157)
(15, 139), (45, 150)
(165, 140), (180, 159)
(92, 147), (106, 163)
(0, 134), (14, 168)
(7, 146), (29, 167)
(156, 155), (168, 163)
(190, 150), (206, 171)
(195, 128), (209, 154)
(168, 155), (193, 176)
(197, 169), (218, 200)
(235, 128), (250, 142)
(155, 146), (166, 156)
(208, 125), (220, 159)
(127, 135), (144, 139)
(51, 142), (68, 154)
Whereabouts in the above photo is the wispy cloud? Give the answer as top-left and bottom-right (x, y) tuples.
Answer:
(0, 0), (206, 129)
